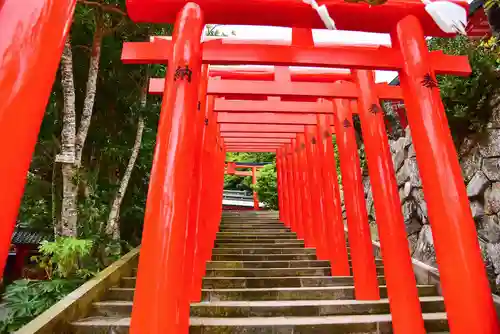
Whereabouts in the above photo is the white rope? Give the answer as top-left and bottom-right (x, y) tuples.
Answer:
(303, 0), (336, 30)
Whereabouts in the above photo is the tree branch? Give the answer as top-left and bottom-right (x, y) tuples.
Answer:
(77, 0), (127, 16)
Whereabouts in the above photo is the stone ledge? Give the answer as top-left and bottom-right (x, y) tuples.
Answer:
(368, 236), (500, 317)
(16, 247), (140, 334)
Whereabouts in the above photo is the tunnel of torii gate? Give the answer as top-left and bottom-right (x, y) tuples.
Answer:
(2, 0), (500, 333)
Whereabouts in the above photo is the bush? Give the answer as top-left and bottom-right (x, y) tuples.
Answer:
(254, 163), (278, 210)
(0, 237), (95, 332)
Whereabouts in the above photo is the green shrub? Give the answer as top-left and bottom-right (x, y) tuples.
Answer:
(254, 163), (278, 210)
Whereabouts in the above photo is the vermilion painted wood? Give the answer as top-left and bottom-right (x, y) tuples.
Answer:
(215, 99), (332, 113)
(316, 114), (350, 276)
(296, 134), (315, 248)
(283, 145), (297, 231)
(222, 132), (296, 138)
(220, 124), (305, 133)
(225, 138), (291, 143)
(290, 139), (305, 240)
(333, 98), (380, 301)
(123, 40), (471, 76)
(186, 65), (210, 303)
(150, 78), (403, 100)
(218, 112), (320, 125)
(252, 166), (259, 210)
(0, 0), (77, 278)
(129, 4), (204, 333)
(191, 96), (218, 302)
(354, 69), (426, 333)
(126, 0), (467, 36)
(209, 67), (351, 82)
(276, 149), (285, 222)
(304, 125), (328, 259)
(226, 148), (277, 152)
(393, 16), (500, 333)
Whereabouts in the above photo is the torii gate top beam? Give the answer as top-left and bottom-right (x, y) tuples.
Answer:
(126, 0), (467, 37)
(122, 39), (471, 76)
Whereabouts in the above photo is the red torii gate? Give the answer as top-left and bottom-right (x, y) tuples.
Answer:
(122, 8), (498, 333)
(225, 162), (268, 210)
(0, 1), (498, 334)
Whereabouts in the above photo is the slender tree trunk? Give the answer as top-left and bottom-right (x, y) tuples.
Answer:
(106, 83), (147, 240)
(75, 19), (104, 167)
(58, 39), (78, 237)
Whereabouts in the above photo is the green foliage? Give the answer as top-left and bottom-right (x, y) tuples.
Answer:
(35, 238), (94, 279)
(0, 279), (81, 333)
(428, 36), (500, 143)
(224, 153), (276, 191)
(254, 164), (279, 210)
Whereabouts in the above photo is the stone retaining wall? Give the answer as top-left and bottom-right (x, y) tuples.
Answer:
(362, 120), (500, 291)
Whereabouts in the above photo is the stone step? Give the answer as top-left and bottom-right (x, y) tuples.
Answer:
(219, 228), (291, 233)
(214, 241), (304, 248)
(211, 253), (317, 261)
(71, 312), (449, 333)
(205, 259), (383, 269)
(189, 313), (449, 333)
(201, 285), (437, 301)
(191, 297), (444, 317)
(205, 266), (384, 277)
(206, 260), (330, 269)
(205, 267), (330, 277)
(119, 275), (386, 289)
(216, 235), (297, 240)
(218, 225), (287, 229)
(216, 232), (296, 237)
(212, 248), (315, 255)
(202, 276), (387, 289)
(215, 238), (301, 244)
(91, 296), (444, 318)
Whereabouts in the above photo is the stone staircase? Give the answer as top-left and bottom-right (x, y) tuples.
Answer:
(71, 213), (449, 333)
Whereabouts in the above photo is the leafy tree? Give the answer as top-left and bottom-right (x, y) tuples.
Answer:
(254, 163), (279, 209)
(428, 36), (500, 144)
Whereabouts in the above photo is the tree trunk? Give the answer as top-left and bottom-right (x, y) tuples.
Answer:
(105, 83), (147, 240)
(75, 19), (104, 167)
(58, 39), (78, 237)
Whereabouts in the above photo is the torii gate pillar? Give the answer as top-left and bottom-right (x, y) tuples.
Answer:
(130, 4), (204, 333)
(393, 15), (499, 333)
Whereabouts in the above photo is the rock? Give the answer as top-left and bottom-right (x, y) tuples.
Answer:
(485, 183), (500, 214)
(403, 182), (412, 198)
(408, 233), (419, 255)
(404, 127), (412, 147)
(407, 158), (422, 188)
(405, 218), (422, 236)
(412, 225), (437, 267)
(466, 171), (490, 198)
(460, 146), (482, 183)
(402, 201), (415, 222)
(408, 144), (416, 158)
(486, 242), (500, 289)
(470, 200), (485, 219)
(487, 98), (500, 128)
(458, 136), (476, 157)
(482, 158), (500, 181)
(393, 137), (406, 154)
(399, 186), (406, 203)
(411, 188), (428, 222)
(396, 160), (410, 186)
(479, 129), (500, 157)
(479, 215), (500, 243)
(393, 149), (405, 172)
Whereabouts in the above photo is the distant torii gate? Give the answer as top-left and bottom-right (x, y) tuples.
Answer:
(1, 1), (498, 334)
(225, 162), (268, 210)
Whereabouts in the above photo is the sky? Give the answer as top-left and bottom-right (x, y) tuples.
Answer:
(216, 25), (397, 83)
